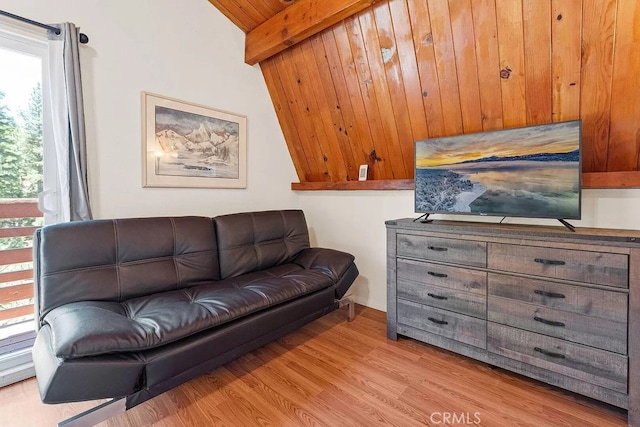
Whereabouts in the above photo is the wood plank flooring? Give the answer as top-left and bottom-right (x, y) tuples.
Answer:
(0, 305), (628, 426)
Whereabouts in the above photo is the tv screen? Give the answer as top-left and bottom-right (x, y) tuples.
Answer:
(414, 120), (581, 220)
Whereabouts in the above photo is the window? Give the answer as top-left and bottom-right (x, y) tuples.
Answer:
(0, 23), (56, 385)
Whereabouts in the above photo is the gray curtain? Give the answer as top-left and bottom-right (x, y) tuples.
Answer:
(47, 22), (92, 221)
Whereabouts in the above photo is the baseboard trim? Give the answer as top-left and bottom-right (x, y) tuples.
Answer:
(0, 348), (35, 387)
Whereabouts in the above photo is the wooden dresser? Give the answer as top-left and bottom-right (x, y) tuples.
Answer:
(386, 219), (640, 426)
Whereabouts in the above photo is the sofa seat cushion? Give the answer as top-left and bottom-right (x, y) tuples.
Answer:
(43, 264), (333, 359)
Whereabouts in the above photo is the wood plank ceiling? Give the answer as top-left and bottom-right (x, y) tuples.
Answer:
(209, 0), (640, 190)
(207, 0), (290, 33)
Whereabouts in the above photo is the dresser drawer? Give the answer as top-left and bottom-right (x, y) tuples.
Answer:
(398, 258), (486, 318)
(488, 323), (627, 393)
(397, 258), (486, 293)
(488, 273), (627, 323)
(398, 281), (486, 318)
(398, 299), (486, 349)
(488, 243), (628, 288)
(397, 234), (486, 267)
(488, 297), (627, 354)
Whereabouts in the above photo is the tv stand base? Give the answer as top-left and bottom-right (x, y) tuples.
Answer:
(558, 218), (576, 232)
(413, 213), (432, 223)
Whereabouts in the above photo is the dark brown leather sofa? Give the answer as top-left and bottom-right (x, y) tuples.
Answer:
(32, 210), (357, 425)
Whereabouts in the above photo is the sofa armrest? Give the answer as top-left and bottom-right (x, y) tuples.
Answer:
(293, 247), (356, 284)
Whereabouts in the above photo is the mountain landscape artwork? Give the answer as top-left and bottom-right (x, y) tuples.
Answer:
(154, 106), (240, 179)
(142, 93), (246, 188)
(415, 121), (581, 219)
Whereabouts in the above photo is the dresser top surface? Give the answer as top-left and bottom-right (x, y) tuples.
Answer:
(386, 218), (640, 246)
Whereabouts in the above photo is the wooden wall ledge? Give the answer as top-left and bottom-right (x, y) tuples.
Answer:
(291, 179), (414, 190)
(582, 171), (640, 188)
(292, 172), (640, 191)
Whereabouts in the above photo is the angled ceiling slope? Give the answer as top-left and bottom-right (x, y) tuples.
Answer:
(209, 0), (380, 65)
(207, 0), (289, 33)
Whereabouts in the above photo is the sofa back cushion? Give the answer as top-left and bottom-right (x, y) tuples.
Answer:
(35, 216), (219, 322)
(215, 210), (310, 279)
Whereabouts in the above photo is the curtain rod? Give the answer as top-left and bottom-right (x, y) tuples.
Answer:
(0, 9), (89, 44)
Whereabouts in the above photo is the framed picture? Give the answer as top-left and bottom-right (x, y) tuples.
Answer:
(142, 92), (247, 188)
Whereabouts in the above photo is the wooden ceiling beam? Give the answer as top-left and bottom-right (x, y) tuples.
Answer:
(245, 0), (379, 65)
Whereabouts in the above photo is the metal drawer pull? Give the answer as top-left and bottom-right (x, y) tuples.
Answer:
(428, 246), (448, 252)
(534, 289), (566, 299)
(428, 317), (448, 325)
(427, 293), (448, 300)
(534, 316), (565, 327)
(534, 258), (566, 266)
(534, 347), (566, 359)
(427, 271), (448, 278)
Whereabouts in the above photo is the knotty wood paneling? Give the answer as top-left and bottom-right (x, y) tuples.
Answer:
(260, 58), (314, 181)
(608, 0), (640, 172)
(551, 0), (582, 122)
(580, 0), (616, 172)
(309, 36), (360, 180)
(272, 52), (331, 181)
(471, 0), (503, 131)
(212, 0), (640, 188)
(388, 0), (430, 144)
(340, 17), (398, 179)
(359, 7), (409, 178)
(294, 40), (350, 181)
(323, 25), (384, 179)
(495, 0), (527, 128)
(427, 0), (464, 136)
(522, 0), (552, 125)
(449, 0), (483, 134)
(407, 0), (446, 138)
(372, 3), (414, 176)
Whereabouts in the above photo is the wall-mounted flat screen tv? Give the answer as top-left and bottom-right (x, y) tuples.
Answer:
(414, 120), (581, 220)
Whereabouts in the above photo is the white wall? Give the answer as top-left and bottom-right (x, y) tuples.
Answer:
(1, 0), (299, 218)
(298, 188), (640, 311)
(4, 0), (640, 313)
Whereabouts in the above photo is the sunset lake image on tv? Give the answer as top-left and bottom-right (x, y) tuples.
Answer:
(414, 121), (581, 219)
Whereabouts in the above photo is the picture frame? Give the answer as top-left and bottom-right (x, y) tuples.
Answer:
(142, 92), (247, 188)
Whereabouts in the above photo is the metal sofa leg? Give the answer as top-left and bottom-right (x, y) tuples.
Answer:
(58, 398), (126, 427)
(338, 295), (355, 322)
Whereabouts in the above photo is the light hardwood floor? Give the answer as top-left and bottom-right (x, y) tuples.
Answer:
(0, 305), (628, 426)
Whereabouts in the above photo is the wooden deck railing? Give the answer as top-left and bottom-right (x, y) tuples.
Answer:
(0, 199), (42, 326)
